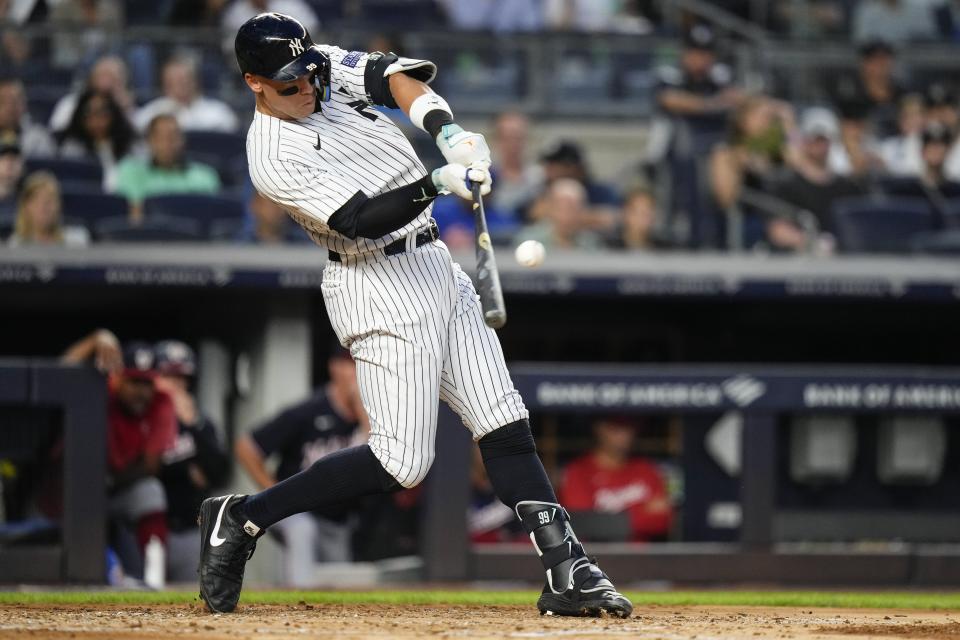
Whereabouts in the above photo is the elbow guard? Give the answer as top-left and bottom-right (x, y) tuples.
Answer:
(364, 51), (438, 108)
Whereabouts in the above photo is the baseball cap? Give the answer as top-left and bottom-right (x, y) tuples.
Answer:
(0, 131), (20, 157)
(540, 140), (584, 165)
(800, 107), (839, 140)
(154, 340), (197, 377)
(122, 341), (157, 380)
(684, 23), (718, 51)
(859, 39), (895, 58)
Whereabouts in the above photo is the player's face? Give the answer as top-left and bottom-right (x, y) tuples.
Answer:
(248, 73), (316, 120)
(116, 376), (156, 417)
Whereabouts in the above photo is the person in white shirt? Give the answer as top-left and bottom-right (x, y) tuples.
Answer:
(135, 56), (239, 133)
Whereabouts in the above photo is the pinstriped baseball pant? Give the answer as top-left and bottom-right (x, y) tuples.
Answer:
(322, 240), (528, 488)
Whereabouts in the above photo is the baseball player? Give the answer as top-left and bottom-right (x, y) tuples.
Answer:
(198, 12), (632, 618)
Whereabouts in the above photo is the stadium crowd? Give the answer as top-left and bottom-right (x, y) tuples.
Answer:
(2, 0), (960, 254)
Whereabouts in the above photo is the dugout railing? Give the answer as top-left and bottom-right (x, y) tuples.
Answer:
(422, 364), (960, 586)
(0, 361), (107, 583)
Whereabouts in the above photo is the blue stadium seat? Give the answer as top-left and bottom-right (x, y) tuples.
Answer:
(97, 217), (203, 243)
(831, 197), (935, 254)
(0, 213), (13, 241)
(877, 176), (960, 200)
(142, 194), (245, 237)
(184, 131), (248, 186)
(911, 229), (960, 255)
(185, 131), (246, 158)
(24, 158), (102, 187)
(61, 191), (129, 230)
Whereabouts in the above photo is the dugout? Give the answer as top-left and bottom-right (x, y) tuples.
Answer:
(423, 364), (960, 586)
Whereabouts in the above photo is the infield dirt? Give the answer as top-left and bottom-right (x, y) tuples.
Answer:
(2, 603), (960, 639)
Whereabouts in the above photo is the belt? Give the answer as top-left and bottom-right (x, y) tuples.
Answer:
(328, 221), (439, 263)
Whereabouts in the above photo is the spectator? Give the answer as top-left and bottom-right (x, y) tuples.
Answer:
(114, 114), (221, 218)
(830, 40), (905, 139)
(61, 333), (175, 585)
(771, 108), (866, 251)
(48, 0), (124, 70)
(919, 121), (960, 190)
(431, 194), (517, 251)
(239, 191), (309, 244)
(437, 0), (543, 32)
(926, 82), (959, 133)
(708, 96), (801, 248)
(538, 140), (621, 213)
(169, 0), (228, 26)
(655, 24), (742, 127)
(0, 77), (55, 157)
(0, 0), (43, 73)
(852, 0), (937, 45)
(489, 111), (542, 217)
(9, 171), (89, 247)
(544, 0), (653, 33)
(0, 131), (23, 219)
(221, 0), (320, 53)
(49, 55), (136, 134)
(559, 416), (672, 542)
(518, 178), (604, 250)
(878, 93), (926, 176)
(134, 55), (239, 134)
(609, 187), (671, 251)
(56, 90), (137, 191)
(234, 349), (368, 587)
(154, 340), (229, 583)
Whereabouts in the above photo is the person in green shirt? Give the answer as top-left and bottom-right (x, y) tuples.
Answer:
(114, 113), (220, 219)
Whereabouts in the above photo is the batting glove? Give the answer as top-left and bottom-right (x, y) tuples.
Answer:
(432, 163), (492, 200)
(435, 124), (491, 168)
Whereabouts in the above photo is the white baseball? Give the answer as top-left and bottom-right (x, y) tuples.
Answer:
(514, 240), (546, 268)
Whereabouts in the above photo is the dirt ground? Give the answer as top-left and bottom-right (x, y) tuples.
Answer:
(1, 603), (959, 640)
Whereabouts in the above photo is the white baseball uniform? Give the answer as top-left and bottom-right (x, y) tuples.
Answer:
(247, 45), (528, 488)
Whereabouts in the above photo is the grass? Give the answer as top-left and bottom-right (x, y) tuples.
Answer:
(0, 590), (959, 610)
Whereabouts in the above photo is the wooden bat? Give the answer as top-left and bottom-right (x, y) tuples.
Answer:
(471, 182), (507, 329)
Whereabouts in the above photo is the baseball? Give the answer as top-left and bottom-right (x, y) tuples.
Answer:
(515, 240), (546, 268)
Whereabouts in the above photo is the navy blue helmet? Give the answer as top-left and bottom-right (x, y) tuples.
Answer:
(235, 12), (330, 101)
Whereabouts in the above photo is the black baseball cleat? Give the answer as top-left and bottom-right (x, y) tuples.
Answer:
(197, 494), (261, 613)
(536, 557), (633, 618)
(516, 500), (633, 618)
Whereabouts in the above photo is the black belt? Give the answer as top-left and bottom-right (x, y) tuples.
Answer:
(328, 222), (439, 262)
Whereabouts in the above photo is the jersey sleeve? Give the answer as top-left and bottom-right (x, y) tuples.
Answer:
(254, 159), (362, 227)
(318, 45), (437, 106)
(318, 45), (371, 101)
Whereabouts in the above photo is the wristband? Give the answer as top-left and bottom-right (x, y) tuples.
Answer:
(409, 92), (452, 134)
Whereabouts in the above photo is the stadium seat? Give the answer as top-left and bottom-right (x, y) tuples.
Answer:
(143, 194), (245, 238)
(61, 191), (129, 231)
(877, 176), (960, 200)
(911, 229), (960, 254)
(185, 131), (246, 159)
(24, 158), (102, 187)
(0, 213), (13, 241)
(831, 197), (935, 254)
(97, 218), (203, 243)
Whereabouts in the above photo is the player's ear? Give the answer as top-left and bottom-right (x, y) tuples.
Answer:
(244, 73), (264, 94)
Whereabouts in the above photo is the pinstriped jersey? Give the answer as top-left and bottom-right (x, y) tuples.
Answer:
(246, 45), (434, 256)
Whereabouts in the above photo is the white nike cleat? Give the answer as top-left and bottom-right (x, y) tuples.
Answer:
(197, 494), (260, 613)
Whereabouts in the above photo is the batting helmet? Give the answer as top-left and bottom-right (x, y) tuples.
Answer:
(235, 12), (331, 101)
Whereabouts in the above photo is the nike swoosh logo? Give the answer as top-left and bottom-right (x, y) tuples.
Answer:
(209, 494), (234, 547)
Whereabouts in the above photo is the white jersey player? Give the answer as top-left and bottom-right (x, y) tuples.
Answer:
(197, 12), (632, 619)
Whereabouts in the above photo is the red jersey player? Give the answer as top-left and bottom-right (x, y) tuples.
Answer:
(560, 416), (673, 542)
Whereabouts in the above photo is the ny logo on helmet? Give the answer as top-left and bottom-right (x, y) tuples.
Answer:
(288, 38), (304, 56)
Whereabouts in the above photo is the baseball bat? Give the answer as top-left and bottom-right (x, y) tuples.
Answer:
(471, 182), (507, 329)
